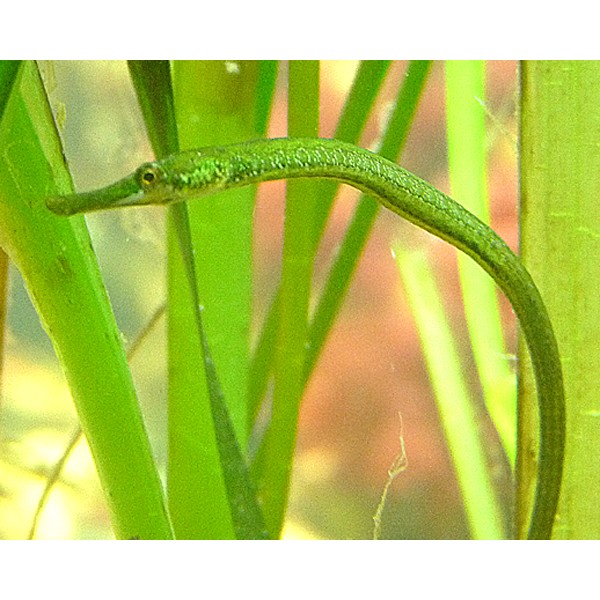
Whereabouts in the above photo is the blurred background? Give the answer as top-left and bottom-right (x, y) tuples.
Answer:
(0, 60), (519, 539)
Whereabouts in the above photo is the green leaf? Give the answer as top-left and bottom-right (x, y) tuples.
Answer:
(128, 60), (179, 157)
(253, 60), (321, 537)
(0, 60), (21, 123)
(0, 61), (19, 394)
(129, 60), (268, 539)
(520, 60), (600, 539)
(445, 60), (516, 467)
(255, 60), (279, 136)
(0, 61), (172, 540)
(166, 60), (268, 538)
(394, 247), (506, 539)
(305, 60), (432, 377)
(248, 60), (392, 425)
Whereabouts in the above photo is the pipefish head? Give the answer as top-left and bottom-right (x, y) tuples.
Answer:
(134, 150), (231, 206)
(46, 148), (232, 215)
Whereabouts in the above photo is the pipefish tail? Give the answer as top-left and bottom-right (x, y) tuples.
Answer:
(47, 137), (565, 539)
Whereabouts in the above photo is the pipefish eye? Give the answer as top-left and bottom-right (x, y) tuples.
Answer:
(138, 164), (161, 188)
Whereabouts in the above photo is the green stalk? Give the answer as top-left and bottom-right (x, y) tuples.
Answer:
(170, 205), (267, 540)
(520, 61), (600, 539)
(311, 60), (392, 236)
(305, 60), (431, 377)
(127, 61), (232, 539)
(248, 60), (391, 425)
(29, 303), (168, 540)
(255, 60), (320, 537)
(394, 247), (506, 539)
(0, 62), (172, 539)
(127, 61), (179, 157)
(255, 60), (278, 136)
(445, 60), (516, 466)
(130, 61), (268, 539)
(168, 60), (266, 538)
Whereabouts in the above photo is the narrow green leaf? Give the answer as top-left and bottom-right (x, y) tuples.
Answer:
(128, 60), (233, 539)
(0, 60), (21, 123)
(128, 60), (230, 539)
(0, 61), (172, 540)
(129, 60), (267, 539)
(127, 60), (179, 157)
(0, 58), (14, 399)
(445, 60), (516, 466)
(254, 60), (320, 537)
(394, 247), (506, 539)
(255, 60), (279, 136)
(0, 60), (15, 403)
(168, 60), (266, 538)
(520, 60), (600, 539)
(29, 301), (167, 540)
(305, 60), (432, 378)
(171, 208), (267, 540)
(248, 60), (391, 424)
(311, 60), (392, 236)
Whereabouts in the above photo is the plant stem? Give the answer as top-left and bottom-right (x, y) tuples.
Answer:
(0, 61), (173, 540)
(520, 60), (600, 539)
(248, 60), (391, 424)
(445, 60), (516, 466)
(257, 60), (320, 537)
(167, 60), (263, 538)
(305, 61), (431, 377)
(395, 247), (506, 539)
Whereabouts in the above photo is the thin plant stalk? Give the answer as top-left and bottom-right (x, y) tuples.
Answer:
(255, 60), (321, 537)
(305, 60), (431, 378)
(248, 60), (391, 425)
(27, 302), (168, 540)
(0, 61), (173, 540)
(394, 247), (506, 539)
(445, 60), (516, 466)
(519, 60), (600, 539)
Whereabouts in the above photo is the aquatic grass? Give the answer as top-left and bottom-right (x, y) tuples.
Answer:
(519, 61), (600, 539)
(0, 61), (22, 402)
(130, 60), (267, 539)
(0, 61), (172, 540)
(252, 60), (321, 537)
(0, 60), (583, 539)
(305, 61), (431, 377)
(394, 247), (506, 539)
(248, 60), (392, 420)
(445, 61), (516, 466)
